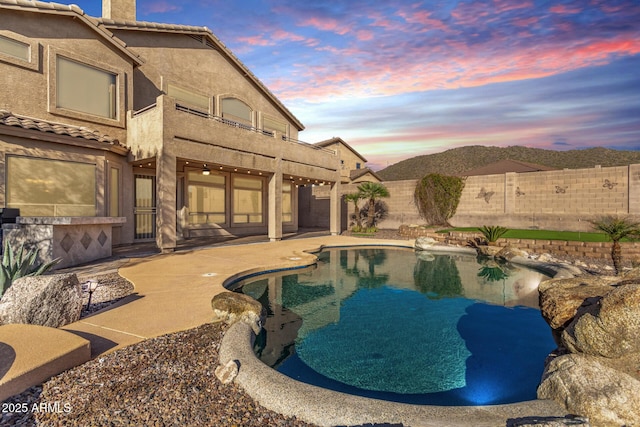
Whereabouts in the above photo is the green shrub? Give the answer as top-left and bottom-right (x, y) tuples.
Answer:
(414, 174), (465, 226)
(479, 225), (508, 244)
(0, 240), (60, 298)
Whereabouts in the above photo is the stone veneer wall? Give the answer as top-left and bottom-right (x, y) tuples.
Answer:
(398, 225), (640, 262)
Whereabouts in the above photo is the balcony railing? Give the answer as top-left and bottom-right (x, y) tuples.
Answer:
(173, 104), (336, 155)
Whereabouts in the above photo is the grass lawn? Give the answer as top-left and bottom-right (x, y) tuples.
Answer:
(437, 227), (618, 242)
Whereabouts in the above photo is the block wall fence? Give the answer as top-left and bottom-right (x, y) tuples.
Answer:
(299, 163), (640, 233)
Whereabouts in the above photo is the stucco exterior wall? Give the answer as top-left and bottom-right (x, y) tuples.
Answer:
(0, 10), (134, 140)
(115, 30), (299, 140)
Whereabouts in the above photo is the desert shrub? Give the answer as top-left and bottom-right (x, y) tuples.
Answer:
(479, 225), (508, 244)
(1, 240), (59, 298)
(414, 174), (465, 226)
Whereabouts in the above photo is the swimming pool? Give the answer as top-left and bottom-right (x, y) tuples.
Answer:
(233, 247), (555, 406)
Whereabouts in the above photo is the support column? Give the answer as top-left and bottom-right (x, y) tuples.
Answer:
(156, 149), (177, 252)
(630, 164), (640, 215)
(329, 179), (341, 235)
(505, 172), (516, 214)
(268, 161), (283, 242)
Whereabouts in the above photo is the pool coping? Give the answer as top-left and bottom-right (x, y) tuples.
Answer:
(219, 243), (572, 427)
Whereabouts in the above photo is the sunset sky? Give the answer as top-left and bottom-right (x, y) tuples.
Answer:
(74, 0), (640, 170)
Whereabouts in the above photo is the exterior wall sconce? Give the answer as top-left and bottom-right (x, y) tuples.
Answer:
(202, 164), (210, 175)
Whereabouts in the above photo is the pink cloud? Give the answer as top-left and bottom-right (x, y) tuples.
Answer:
(356, 30), (374, 41)
(396, 9), (451, 32)
(268, 32), (640, 103)
(299, 16), (350, 35)
(512, 16), (539, 27)
(493, 0), (534, 14)
(549, 5), (583, 14)
(141, 1), (181, 14)
(237, 35), (274, 47)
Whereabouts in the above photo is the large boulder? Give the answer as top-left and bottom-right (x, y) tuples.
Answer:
(211, 291), (265, 335)
(538, 353), (640, 427)
(0, 273), (83, 328)
(538, 276), (617, 331)
(562, 284), (640, 358)
(414, 236), (438, 250)
(495, 245), (528, 262)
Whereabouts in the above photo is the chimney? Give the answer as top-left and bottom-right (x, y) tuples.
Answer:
(102, 0), (136, 21)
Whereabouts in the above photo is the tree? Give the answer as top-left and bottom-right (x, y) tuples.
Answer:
(591, 216), (640, 275)
(414, 173), (466, 226)
(343, 192), (363, 230)
(357, 182), (390, 228)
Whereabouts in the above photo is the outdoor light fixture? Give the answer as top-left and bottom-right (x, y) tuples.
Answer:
(85, 280), (99, 311)
(202, 164), (210, 175)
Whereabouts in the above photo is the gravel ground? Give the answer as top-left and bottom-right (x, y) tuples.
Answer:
(2, 323), (317, 427)
(0, 232), (620, 427)
(79, 272), (135, 317)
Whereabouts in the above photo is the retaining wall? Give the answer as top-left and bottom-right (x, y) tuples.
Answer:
(398, 225), (640, 263)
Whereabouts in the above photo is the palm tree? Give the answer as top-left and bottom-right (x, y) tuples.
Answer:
(357, 182), (390, 228)
(343, 192), (363, 230)
(591, 216), (640, 275)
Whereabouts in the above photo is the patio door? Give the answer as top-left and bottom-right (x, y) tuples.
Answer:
(134, 174), (156, 240)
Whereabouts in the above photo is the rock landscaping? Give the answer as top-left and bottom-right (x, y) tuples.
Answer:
(538, 270), (640, 426)
(2, 323), (316, 427)
(0, 274), (83, 328)
(2, 231), (639, 426)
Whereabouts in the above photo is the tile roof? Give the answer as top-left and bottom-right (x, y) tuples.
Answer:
(350, 167), (382, 182)
(0, 0), (143, 65)
(316, 137), (368, 162)
(0, 110), (125, 149)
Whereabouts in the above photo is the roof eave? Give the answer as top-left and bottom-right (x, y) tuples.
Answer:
(0, 0), (144, 66)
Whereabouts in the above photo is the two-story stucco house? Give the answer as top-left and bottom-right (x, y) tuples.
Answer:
(0, 0), (342, 266)
(315, 137), (382, 184)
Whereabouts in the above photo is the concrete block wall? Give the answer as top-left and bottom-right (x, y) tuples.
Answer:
(509, 166), (629, 215)
(457, 174), (505, 214)
(298, 164), (640, 232)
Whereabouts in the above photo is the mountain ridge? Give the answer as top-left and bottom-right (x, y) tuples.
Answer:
(376, 146), (640, 181)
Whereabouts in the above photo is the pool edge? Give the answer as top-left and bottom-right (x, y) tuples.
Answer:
(219, 241), (577, 426)
(219, 321), (568, 427)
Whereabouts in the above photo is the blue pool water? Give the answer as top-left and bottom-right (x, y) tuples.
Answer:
(234, 247), (556, 406)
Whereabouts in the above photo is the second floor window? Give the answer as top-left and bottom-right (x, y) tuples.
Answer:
(263, 116), (287, 137)
(57, 56), (117, 119)
(168, 84), (209, 114)
(0, 35), (29, 61)
(221, 98), (252, 127)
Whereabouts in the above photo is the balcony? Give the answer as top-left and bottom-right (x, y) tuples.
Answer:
(128, 96), (338, 180)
